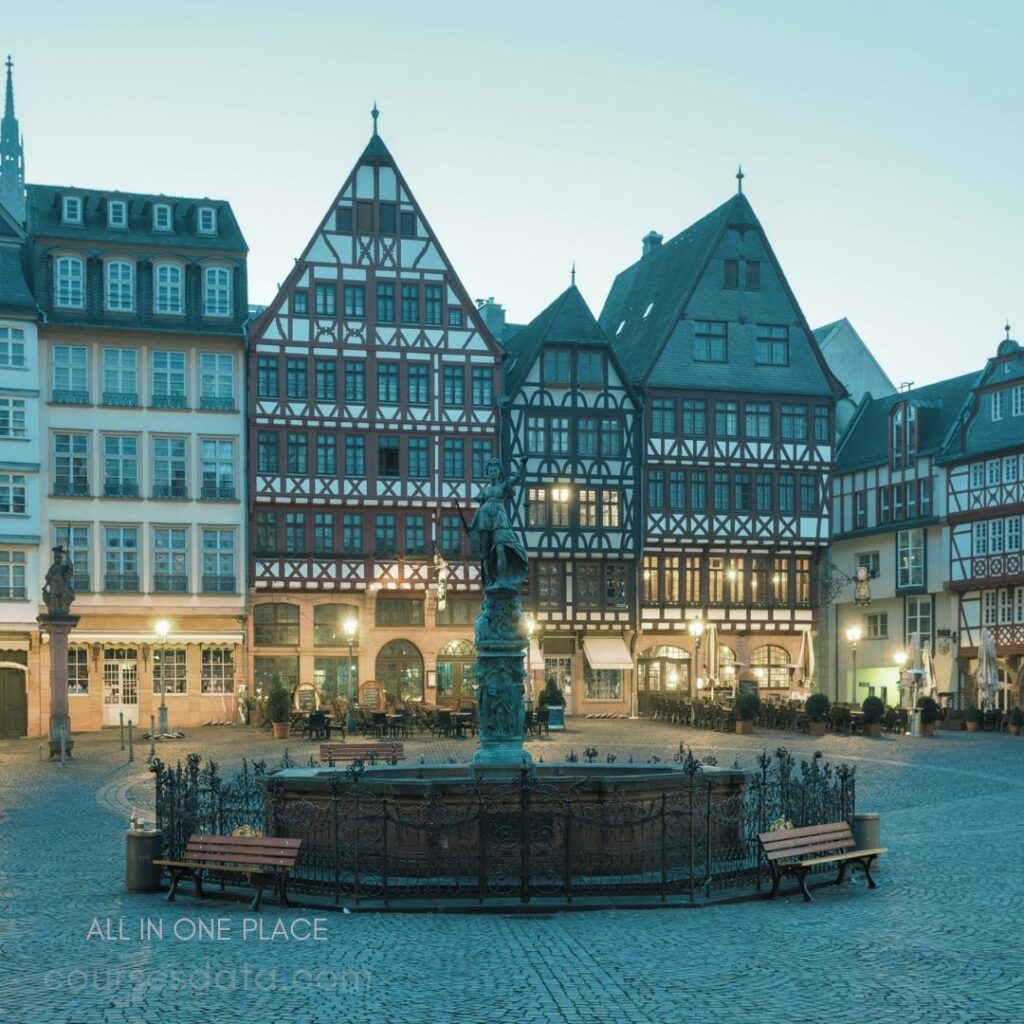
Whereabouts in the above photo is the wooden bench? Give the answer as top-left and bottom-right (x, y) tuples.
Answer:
(153, 834), (302, 911)
(319, 741), (406, 766)
(758, 821), (887, 902)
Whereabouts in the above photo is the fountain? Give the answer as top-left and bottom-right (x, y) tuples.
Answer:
(264, 460), (753, 907)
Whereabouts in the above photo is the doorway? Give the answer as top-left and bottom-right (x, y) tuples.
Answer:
(436, 639), (477, 706)
(0, 667), (27, 738)
(103, 648), (139, 726)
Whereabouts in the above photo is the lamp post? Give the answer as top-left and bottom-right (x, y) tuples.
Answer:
(524, 614), (536, 705)
(154, 619), (170, 736)
(846, 625), (862, 702)
(894, 651), (908, 708)
(688, 617), (705, 700)
(343, 616), (358, 734)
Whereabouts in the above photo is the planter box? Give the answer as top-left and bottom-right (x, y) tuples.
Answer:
(1010, 725), (1021, 736)
(965, 721), (979, 733)
(920, 723), (935, 737)
(735, 720), (754, 735)
(863, 723), (882, 737)
(807, 721), (827, 737)
(272, 722), (290, 740)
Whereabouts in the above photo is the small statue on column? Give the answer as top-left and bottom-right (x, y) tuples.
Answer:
(42, 545), (76, 617)
(38, 545), (79, 757)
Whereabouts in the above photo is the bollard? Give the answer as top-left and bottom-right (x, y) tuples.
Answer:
(148, 715), (156, 763)
(128, 720), (134, 762)
(120, 712), (125, 751)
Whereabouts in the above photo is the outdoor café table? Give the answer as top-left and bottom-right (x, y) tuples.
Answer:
(385, 714), (404, 738)
(451, 712), (472, 738)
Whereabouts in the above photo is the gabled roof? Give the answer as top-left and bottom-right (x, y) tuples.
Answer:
(835, 372), (980, 473)
(25, 184), (248, 252)
(599, 191), (843, 398)
(0, 202), (35, 315)
(502, 284), (608, 392)
(599, 195), (745, 382)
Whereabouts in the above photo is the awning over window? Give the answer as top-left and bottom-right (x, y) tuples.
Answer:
(583, 637), (633, 671)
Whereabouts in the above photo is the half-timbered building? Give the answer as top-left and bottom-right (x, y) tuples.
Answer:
(599, 188), (844, 707)
(248, 113), (502, 709)
(826, 373), (976, 703)
(502, 283), (641, 714)
(943, 335), (1024, 709)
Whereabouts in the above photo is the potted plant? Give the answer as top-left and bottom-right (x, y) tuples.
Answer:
(539, 676), (566, 731)
(265, 676), (293, 740)
(917, 695), (939, 737)
(965, 705), (981, 733)
(861, 695), (885, 737)
(805, 692), (831, 737)
(1009, 707), (1023, 736)
(733, 690), (760, 735)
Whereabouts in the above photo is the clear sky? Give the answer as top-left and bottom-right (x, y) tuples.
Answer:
(6, 0), (1022, 387)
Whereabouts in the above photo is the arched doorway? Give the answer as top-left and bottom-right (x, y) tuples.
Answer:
(0, 665), (27, 738)
(375, 640), (424, 702)
(436, 639), (477, 706)
(637, 645), (690, 711)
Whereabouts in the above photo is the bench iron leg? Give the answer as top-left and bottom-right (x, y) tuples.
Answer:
(858, 856), (877, 889)
(769, 865), (782, 899)
(796, 867), (813, 902)
(278, 871), (291, 908)
(194, 869), (205, 900)
(165, 870), (180, 902)
(836, 860), (849, 886)
(250, 877), (265, 912)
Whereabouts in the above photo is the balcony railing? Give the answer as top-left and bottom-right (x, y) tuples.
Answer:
(200, 483), (235, 500)
(153, 573), (188, 593)
(53, 481), (90, 497)
(199, 395), (235, 412)
(71, 573), (90, 593)
(151, 393), (188, 410)
(105, 573), (140, 593)
(202, 574), (236, 593)
(104, 481), (139, 498)
(0, 428), (28, 439)
(152, 483), (188, 499)
(52, 389), (90, 405)
(0, 585), (27, 600)
(102, 391), (139, 407)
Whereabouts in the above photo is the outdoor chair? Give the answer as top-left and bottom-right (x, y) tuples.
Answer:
(301, 711), (329, 741)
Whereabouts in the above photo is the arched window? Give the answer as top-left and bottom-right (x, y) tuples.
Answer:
(749, 644), (790, 691)
(204, 265), (232, 317)
(253, 603), (299, 646)
(376, 640), (424, 702)
(54, 256), (85, 308)
(637, 645), (690, 694)
(105, 260), (134, 311)
(436, 639), (476, 704)
(154, 262), (184, 315)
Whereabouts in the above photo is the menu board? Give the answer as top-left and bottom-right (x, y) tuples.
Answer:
(738, 679), (759, 700)
(359, 682), (383, 709)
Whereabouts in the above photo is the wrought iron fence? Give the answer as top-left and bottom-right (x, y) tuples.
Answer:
(149, 746), (854, 909)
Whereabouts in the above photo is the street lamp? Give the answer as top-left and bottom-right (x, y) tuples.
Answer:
(894, 651), (908, 707)
(688, 617), (705, 699)
(667, 667), (679, 691)
(343, 616), (358, 734)
(154, 619), (170, 736)
(846, 625), (862, 701)
(524, 614), (536, 704)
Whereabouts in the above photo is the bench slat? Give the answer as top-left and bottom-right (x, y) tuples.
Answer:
(758, 822), (851, 844)
(186, 835), (300, 848)
(799, 846), (888, 867)
(762, 838), (855, 861)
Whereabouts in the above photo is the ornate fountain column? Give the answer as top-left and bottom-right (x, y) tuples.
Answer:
(37, 546), (78, 758)
(469, 459), (532, 768)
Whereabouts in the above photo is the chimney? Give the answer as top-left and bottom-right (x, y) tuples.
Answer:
(476, 297), (506, 338)
(642, 231), (663, 257)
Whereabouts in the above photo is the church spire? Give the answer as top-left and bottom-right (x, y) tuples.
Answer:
(0, 55), (25, 223)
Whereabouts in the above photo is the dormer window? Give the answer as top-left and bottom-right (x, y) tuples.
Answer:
(992, 390), (1005, 422)
(107, 200), (127, 228)
(152, 203), (172, 232)
(197, 206), (217, 235)
(62, 196), (83, 224)
(890, 401), (918, 469)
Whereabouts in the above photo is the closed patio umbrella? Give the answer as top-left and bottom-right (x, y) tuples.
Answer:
(920, 642), (936, 698)
(795, 627), (815, 689)
(705, 623), (719, 686)
(976, 629), (999, 710)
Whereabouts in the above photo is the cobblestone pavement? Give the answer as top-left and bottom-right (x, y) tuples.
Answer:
(1, 720), (1022, 1024)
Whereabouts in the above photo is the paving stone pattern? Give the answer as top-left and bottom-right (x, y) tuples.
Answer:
(1, 720), (1022, 1024)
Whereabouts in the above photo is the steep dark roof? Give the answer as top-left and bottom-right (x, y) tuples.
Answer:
(26, 184), (247, 252)
(599, 195), (745, 382)
(0, 203), (34, 314)
(836, 372), (980, 472)
(502, 284), (608, 391)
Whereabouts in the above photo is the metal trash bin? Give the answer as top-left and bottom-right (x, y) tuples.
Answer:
(853, 813), (880, 856)
(125, 829), (164, 892)
(909, 709), (921, 736)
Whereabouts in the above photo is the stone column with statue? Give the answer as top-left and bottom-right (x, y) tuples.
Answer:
(38, 545), (80, 757)
(469, 458), (532, 767)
